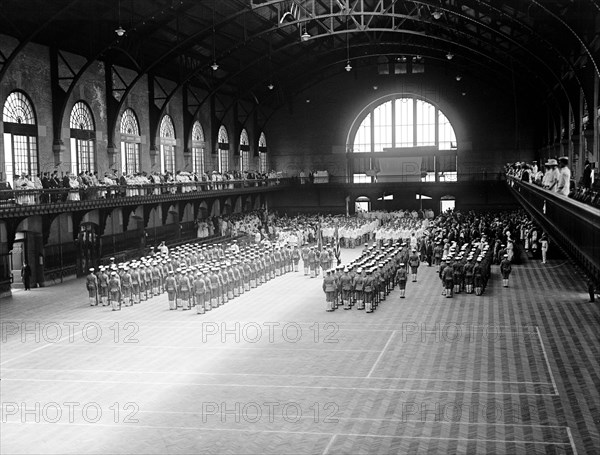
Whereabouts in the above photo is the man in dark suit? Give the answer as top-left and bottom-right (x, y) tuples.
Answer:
(41, 172), (50, 203)
(50, 171), (61, 202)
(21, 263), (32, 290)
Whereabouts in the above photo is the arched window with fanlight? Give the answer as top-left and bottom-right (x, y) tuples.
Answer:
(258, 132), (268, 174)
(348, 95), (457, 182)
(120, 108), (141, 175)
(191, 121), (205, 174)
(69, 101), (95, 175)
(217, 125), (229, 173)
(159, 115), (176, 174)
(239, 128), (250, 172)
(2, 90), (38, 184)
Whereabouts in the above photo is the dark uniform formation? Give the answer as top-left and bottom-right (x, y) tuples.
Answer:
(85, 239), (299, 313)
(437, 240), (494, 297)
(322, 242), (414, 313)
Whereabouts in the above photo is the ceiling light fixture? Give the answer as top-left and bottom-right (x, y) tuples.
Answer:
(432, 10), (442, 20)
(455, 74), (462, 81)
(115, 0), (125, 36)
(446, 52), (454, 60)
(267, 83), (274, 90)
(301, 29), (311, 42)
(211, 0), (218, 71)
(344, 12), (351, 72)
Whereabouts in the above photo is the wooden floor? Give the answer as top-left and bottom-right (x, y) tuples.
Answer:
(1, 248), (599, 454)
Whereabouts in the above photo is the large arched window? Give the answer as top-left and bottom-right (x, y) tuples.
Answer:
(217, 125), (229, 173)
(258, 132), (268, 174)
(69, 101), (96, 175)
(239, 128), (250, 172)
(2, 91), (38, 183)
(349, 95), (457, 182)
(119, 108), (141, 175)
(159, 115), (176, 174)
(191, 121), (205, 174)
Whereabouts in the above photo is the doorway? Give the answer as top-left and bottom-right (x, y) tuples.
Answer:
(440, 195), (456, 213)
(355, 196), (371, 213)
(10, 233), (25, 289)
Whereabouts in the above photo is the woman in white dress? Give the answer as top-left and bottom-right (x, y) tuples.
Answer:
(68, 174), (80, 201)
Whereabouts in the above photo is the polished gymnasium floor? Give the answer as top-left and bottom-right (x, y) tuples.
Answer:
(1, 248), (599, 454)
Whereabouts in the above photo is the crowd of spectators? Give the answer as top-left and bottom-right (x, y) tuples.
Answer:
(7, 169), (284, 205)
(506, 157), (599, 207)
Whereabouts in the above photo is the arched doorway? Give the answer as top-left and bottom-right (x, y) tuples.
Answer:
(440, 195), (456, 213)
(198, 201), (208, 219)
(76, 222), (99, 276)
(355, 196), (371, 213)
(223, 197), (233, 215)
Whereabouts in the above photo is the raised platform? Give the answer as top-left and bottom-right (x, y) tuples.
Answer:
(1, 248), (598, 454)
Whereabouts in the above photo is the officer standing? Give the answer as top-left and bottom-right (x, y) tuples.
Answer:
(108, 271), (121, 311)
(323, 270), (336, 312)
(364, 270), (375, 313)
(86, 268), (98, 306)
(500, 254), (512, 287)
(165, 271), (177, 310)
(408, 248), (420, 282)
(473, 258), (484, 296)
(354, 267), (365, 309)
(121, 266), (133, 307)
(443, 259), (454, 298)
(395, 263), (407, 298)
(339, 268), (353, 310)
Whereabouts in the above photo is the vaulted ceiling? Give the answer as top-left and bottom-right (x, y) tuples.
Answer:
(1, 0), (598, 115)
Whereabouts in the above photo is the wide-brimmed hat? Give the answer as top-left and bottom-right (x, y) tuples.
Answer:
(545, 159), (558, 166)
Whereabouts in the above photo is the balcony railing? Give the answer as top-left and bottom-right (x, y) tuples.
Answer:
(293, 172), (505, 184)
(0, 178), (290, 215)
(507, 175), (600, 282)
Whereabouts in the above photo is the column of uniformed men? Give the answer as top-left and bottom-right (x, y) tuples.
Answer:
(84, 240), (303, 312)
(322, 242), (412, 313)
(321, 236), (502, 312)
(437, 239), (496, 298)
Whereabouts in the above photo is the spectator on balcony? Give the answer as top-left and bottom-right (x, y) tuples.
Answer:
(582, 160), (594, 189)
(556, 156), (571, 197)
(520, 163), (531, 183)
(15, 173), (33, 205)
(102, 171), (116, 198)
(67, 171), (80, 201)
(542, 159), (559, 191)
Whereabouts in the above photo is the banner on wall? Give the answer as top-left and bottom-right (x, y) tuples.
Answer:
(376, 157), (422, 182)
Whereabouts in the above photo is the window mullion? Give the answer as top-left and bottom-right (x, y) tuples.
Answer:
(413, 97), (417, 147)
(391, 98), (396, 148)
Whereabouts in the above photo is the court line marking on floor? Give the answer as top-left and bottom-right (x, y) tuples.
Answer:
(0, 328), (85, 367)
(0, 406), (568, 430)
(0, 421), (574, 447)
(0, 318), (539, 329)
(5, 344), (384, 353)
(367, 330), (396, 378)
(566, 427), (579, 455)
(517, 261), (569, 270)
(1, 377), (556, 396)
(535, 327), (559, 395)
(322, 434), (337, 455)
(1, 368), (554, 386)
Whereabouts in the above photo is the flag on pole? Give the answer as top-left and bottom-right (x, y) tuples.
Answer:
(334, 223), (341, 265)
(317, 220), (323, 252)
